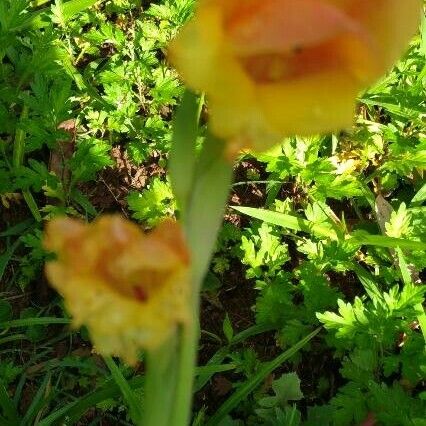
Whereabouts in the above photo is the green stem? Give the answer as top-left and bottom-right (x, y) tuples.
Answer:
(13, 105), (42, 222)
(172, 134), (233, 426)
(144, 336), (177, 425)
(13, 106), (28, 168)
(153, 92), (233, 425)
(171, 298), (200, 426)
(22, 191), (42, 222)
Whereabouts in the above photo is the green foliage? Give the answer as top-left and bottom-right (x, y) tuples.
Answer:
(0, 361), (22, 386)
(318, 283), (424, 349)
(127, 177), (176, 227)
(241, 223), (290, 282)
(230, 33), (426, 422)
(0, 0), (425, 424)
(212, 223), (242, 274)
(69, 138), (113, 183)
(255, 373), (303, 426)
(17, 229), (48, 289)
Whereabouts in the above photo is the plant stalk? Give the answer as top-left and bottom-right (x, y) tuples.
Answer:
(171, 134), (233, 425)
(13, 105), (42, 222)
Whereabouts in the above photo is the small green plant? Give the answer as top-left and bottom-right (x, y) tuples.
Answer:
(127, 177), (176, 227)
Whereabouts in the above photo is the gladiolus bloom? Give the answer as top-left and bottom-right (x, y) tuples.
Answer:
(44, 216), (190, 365)
(169, 0), (421, 154)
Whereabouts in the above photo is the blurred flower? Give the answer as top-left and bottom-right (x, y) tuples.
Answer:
(169, 0), (420, 154)
(44, 216), (190, 365)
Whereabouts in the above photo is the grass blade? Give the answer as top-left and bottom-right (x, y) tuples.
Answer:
(194, 324), (273, 393)
(21, 373), (51, 425)
(0, 317), (71, 329)
(349, 233), (426, 251)
(232, 206), (337, 239)
(350, 263), (382, 301)
(0, 239), (21, 282)
(0, 219), (34, 238)
(0, 381), (19, 424)
(206, 327), (321, 426)
(104, 356), (142, 425)
(38, 377), (145, 425)
(411, 183), (426, 205)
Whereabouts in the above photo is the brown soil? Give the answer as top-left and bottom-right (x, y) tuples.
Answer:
(81, 145), (166, 214)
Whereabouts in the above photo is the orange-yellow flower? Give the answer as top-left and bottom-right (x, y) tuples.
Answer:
(44, 216), (190, 365)
(169, 0), (421, 154)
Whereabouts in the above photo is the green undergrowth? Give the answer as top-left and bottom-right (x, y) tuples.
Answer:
(0, 1), (425, 425)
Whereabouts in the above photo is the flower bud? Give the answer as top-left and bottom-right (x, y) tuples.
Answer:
(169, 0), (421, 154)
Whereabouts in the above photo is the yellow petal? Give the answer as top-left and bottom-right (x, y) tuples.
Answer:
(168, 3), (224, 92)
(257, 71), (360, 146)
(348, 0), (421, 74)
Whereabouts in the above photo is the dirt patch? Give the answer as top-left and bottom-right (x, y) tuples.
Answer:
(81, 146), (166, 214)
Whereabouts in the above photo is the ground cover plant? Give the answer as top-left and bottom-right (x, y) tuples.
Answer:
(0, 0), (425, 425)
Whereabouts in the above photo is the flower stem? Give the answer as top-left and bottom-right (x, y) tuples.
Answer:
(172, 134), (233, 425)
(171, 296), (200, 426)
(13, 105), (42, 222)
(144, 336), (178, 425)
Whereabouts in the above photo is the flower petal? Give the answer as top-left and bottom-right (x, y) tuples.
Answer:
(44, 216), (190, 364)
(226, 0), (364, 55)
(257, 71), (360, 144)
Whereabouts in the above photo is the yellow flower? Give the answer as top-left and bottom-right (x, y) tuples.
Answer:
(169, 0), (421, 154)
(44, 216), (190, 365)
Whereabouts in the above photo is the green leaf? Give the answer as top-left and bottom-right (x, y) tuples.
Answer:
(411, 183), (426, 205)
(15, 0), (104, 31)
(170, 90), (201, 214)
(241, 223), (290, 279)
(385, 203), (412, 239)
(127, 178), (176, 227)
(260, 373), (303, 407)
(0, 361), (22, 386)
(61, 0), (101, 21)
(104, 357), (142, 425)
(233, 206), (338, 240)
(222, 314), (234, 344)
(330, 382), (368, 425)
(317, 298), (366, 340)
(0, 317), (70, 329)
(69, 138), (113, 184)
